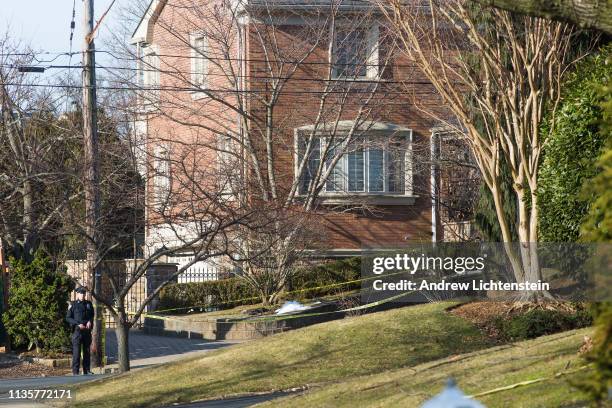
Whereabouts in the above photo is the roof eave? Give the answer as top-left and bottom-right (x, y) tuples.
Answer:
(130, 0), (168, 45)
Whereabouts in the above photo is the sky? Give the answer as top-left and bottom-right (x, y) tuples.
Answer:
(0, 0), (133, 65)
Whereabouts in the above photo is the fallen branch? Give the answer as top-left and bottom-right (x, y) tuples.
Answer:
(467, 364), (591, 398)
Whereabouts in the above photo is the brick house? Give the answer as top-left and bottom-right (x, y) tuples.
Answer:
(130, 0), (472, 276)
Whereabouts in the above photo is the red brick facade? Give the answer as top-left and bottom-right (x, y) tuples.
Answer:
(134, 0), (444, 252)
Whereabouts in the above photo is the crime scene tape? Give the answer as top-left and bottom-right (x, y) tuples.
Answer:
(142, 269), (409, 315)
(135, 287), (417, 324)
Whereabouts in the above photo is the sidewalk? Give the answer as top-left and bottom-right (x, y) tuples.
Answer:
(101, 329), (242, 372)
(0, 329), (243, 406)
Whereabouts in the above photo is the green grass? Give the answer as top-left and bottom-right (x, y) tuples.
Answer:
(64, 302), (490, 408)
(258, 328), (594, 408)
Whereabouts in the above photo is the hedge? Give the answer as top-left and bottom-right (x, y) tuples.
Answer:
(158, 278), (257, 313)
(538, 45), (611, 242)
(493, 307), (593, 342)
(158, 257), (361, 313)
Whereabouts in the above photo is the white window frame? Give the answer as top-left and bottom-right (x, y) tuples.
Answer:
(190, 33), (208, 98)
(139, 44), (160, 102)
(216, 133), (239, 199)
(332, 23), (379, 80)
(294, 126), (415, 205)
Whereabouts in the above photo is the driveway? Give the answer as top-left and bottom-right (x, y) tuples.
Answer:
(104, 329), (241, 369)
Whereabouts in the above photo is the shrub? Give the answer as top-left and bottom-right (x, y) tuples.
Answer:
(493, 308), (593, 342)
(3, 251), (74, 352)
(573, 302), (612, 404)
(580, 121), (612, 242)
(158, 257), (362, 313)
(158, 278), (258, 313)
(575, 74), (612, 403)
(538, 45), (611, 242)
(288, 257), (361, 300)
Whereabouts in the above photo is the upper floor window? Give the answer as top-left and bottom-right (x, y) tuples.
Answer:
(297, 128), (412, 198)
(139, 45), (160, 101)
(191, 34), (208, 88)
(333, 24), (379, 80)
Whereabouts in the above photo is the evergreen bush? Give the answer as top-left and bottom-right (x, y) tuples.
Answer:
(538, 45), (611, 242)
(2, 251), (74, 352)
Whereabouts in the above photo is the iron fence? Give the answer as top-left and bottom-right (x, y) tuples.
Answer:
(64, 256), (232, 327)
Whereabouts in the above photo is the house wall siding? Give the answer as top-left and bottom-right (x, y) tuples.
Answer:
(142, 3), (442, 251)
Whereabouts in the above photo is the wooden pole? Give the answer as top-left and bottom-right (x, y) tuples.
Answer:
(82, 0), (104, 368)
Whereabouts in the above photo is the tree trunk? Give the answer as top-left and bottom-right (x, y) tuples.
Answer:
(21, 179), (37, 262)
(260, 288), (270, 307)
(91, 297), (104, 368)
(472, 0), (612, 34)
(116, 322), (130, 373)
(516, 189), (547, 301)
(491, 182), (526, 282)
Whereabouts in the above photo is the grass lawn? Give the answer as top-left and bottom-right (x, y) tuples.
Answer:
(259, 327), (594, 408)
(64, 302), (491, 408)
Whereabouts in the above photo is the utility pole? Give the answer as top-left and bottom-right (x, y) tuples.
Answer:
(82, 0), (103, 369)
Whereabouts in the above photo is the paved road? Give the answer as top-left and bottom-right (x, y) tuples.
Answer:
(0, 329), (241, 407)
(0, 374), (105, 407)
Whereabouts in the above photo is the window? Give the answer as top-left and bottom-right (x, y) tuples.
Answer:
(297, 131), (411, 197)
(333, 25), (379, 79)
(153, 145), (171, 209)
(217, 134), (239, 198)
(191, 34), (208, 87)
(139, 46), (160, 101)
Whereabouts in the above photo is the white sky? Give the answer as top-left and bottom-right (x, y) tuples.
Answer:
(0, 0), (131, 64)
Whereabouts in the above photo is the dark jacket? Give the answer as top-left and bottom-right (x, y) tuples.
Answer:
(66, 299), (94, 330)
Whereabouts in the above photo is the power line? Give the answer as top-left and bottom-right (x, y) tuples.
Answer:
(69, 0), (77, 52)
(0, 49), (429, 69)
(0, 61), (433, 87)
(0, 81), (438, 97)
(67, 0), (78, 112)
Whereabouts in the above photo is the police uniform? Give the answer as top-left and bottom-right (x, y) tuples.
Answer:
(66, 288), (94, 375)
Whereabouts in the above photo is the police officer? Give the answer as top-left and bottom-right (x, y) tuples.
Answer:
(66, 287), (94, 375)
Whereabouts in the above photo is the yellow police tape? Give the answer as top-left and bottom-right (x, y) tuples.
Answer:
(136, 269), (408, 316)
(134, 288), (417, 324)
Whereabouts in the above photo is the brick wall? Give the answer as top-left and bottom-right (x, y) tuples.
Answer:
(142, 1), (444, 251)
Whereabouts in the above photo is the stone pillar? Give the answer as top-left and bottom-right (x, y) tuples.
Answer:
(146, 263), (178, 312)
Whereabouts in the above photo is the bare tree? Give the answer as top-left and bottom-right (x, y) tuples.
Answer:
(67, 132), (262, 372)
(381, 0), (582, 300)
(108, 0), (415, 305)
(471, 0), (612, 34)
(0, 35), (82, 261)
